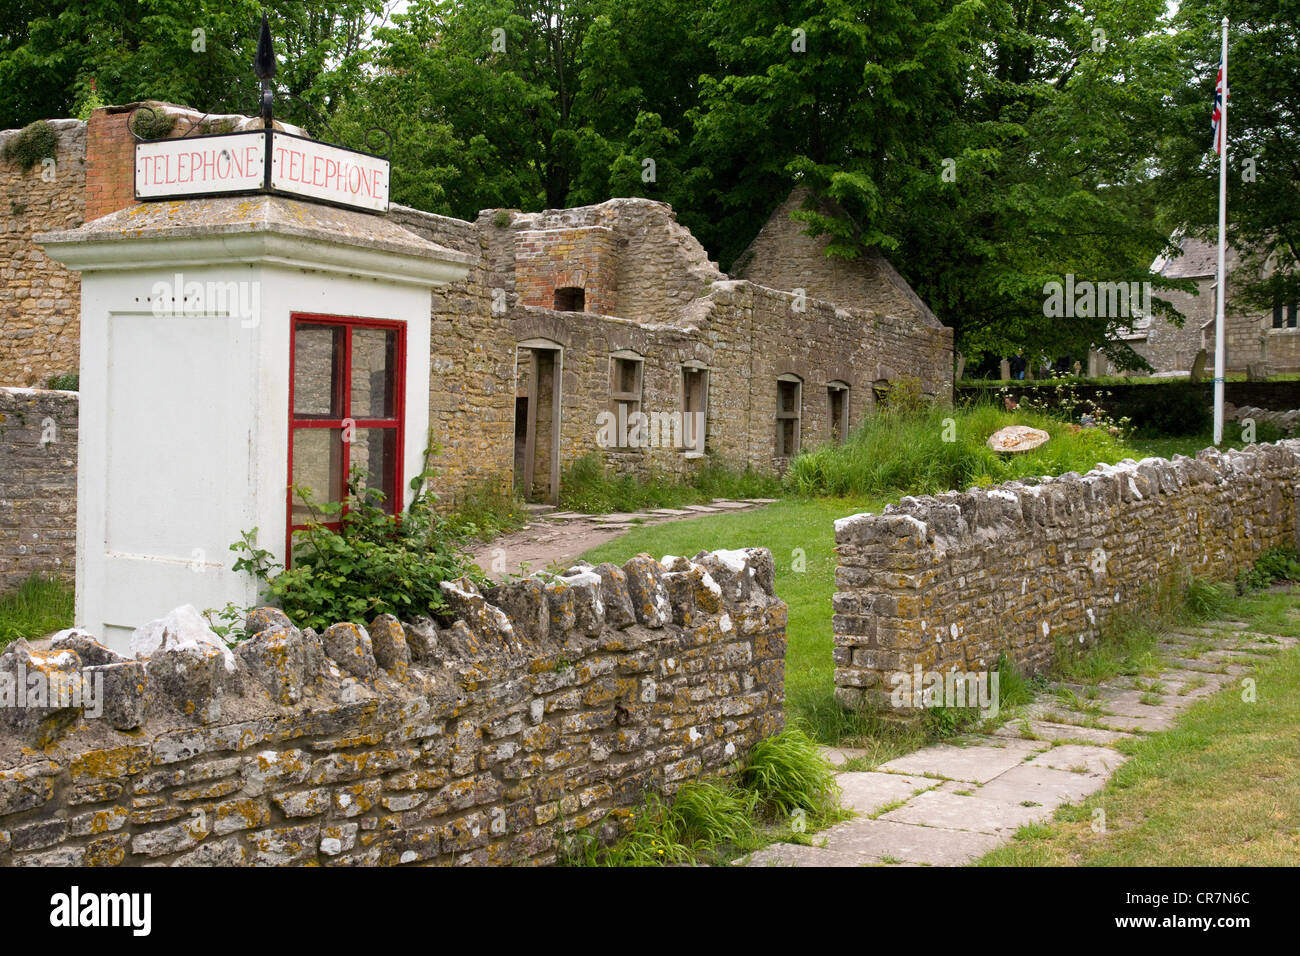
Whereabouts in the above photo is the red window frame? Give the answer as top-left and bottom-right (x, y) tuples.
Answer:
(287, 313), (406, 563)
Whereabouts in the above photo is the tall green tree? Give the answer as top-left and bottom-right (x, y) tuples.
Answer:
(1158, 0), (1300, 314)
(347, 0), (607, 215)
(0, 1), (386, 135)
(687, 0), (1186, 368)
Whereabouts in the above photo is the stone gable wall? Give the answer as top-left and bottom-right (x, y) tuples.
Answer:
(0, 549), (786, 866)
(732, 186), (942, 329)
(0, 388), (78, 593)
(832, 441), (1300, 708)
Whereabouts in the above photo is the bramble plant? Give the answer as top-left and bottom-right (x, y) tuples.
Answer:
(231, 452), (485, 633)
(1235, 547), (1300, 595)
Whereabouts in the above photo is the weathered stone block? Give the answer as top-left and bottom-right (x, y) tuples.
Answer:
(322, 622), (378, 682)
(369, 614), (412, 679)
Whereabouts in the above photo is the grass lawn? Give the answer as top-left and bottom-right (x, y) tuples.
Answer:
(0, 575), (74, 649)
(582, 495), (885, 735)
(579, 426), (1285, 741)
(977, 586), (1300, 866)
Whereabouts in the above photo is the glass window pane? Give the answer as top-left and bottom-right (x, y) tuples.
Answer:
(351, 328), (397, 419)
(294, 324), (343, 419)
(351, 428), (399, 513)
(291, 428), (343, 520)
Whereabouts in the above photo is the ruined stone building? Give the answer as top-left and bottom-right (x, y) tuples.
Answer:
(2, 103), (953, 531)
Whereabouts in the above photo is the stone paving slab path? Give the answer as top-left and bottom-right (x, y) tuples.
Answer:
(742, 620), (1298, 867)
(468, 498), (773, 580)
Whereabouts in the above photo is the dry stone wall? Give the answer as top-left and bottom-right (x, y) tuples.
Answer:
(832, 441), (1300, 708)
(0, 388), (78, 593)
(0, 549), (786, 866)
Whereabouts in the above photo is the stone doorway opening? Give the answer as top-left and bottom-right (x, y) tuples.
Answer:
(515, 340), (563, 503)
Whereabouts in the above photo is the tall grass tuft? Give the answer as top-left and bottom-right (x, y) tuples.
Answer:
(559, 452), (781, 514)
(0, 575), (74, 647)
(1183, 575), (1231, 621)
(563, 729), (843, 866)
(738, 728), (840, 824)
(784, 402), (1140, 499)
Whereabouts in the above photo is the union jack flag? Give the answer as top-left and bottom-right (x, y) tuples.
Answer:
(1212, 59), (1224, 154)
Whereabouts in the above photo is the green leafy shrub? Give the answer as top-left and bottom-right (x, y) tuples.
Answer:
(128, 104), (176, 141)
(1235, 547), (1300, 595)
(73, 82), (105, 121)
(45, 373), (78, 391)
(876, 375), (931, 414)
(1131, 382), (1211, 436)
(232, 462), (485, 633)
(3, 120), (58, 171)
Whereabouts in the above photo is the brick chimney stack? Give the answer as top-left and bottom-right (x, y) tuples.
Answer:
(84, 106), (143, 221)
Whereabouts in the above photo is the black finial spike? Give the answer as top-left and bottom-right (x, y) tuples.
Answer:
(255, 13), (275, 128)
(254, 14), (276, 80)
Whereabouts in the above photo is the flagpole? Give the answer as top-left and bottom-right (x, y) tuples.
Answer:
(1213, 16), (1229, 446)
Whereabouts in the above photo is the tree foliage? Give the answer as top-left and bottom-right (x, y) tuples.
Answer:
(3, 0), (1296, 364)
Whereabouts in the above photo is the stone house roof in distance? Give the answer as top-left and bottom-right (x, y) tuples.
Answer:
(1153, 234), (1248, 279)
(1156, 236), (1217, 278)
(730, 184), (945, 329)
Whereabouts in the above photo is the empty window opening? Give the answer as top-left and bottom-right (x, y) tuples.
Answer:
(828, 381), (850, 443)
(776, 376), (802, 458)
(609, 353), (644, 448)
(554, 287), (585, 312)
(682, 365), (709, 453)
